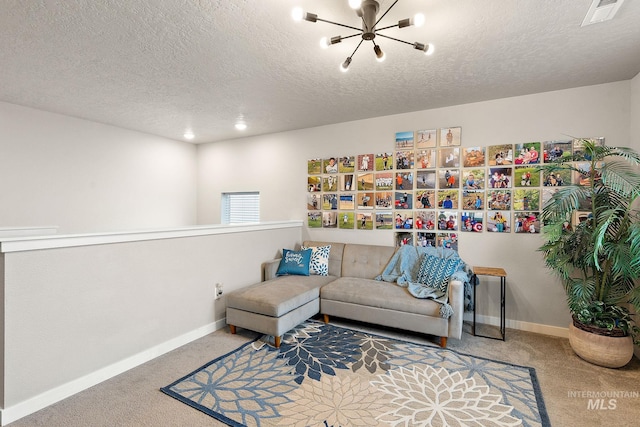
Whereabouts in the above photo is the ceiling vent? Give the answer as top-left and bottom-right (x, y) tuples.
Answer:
(581, 0), (625, 26)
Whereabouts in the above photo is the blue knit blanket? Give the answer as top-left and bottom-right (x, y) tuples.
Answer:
(375, 245), (473, 318)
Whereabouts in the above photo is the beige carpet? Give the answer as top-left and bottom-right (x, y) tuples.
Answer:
(8, 320), (640, 427)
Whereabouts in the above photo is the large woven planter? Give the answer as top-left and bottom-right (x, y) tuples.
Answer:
(568, 319), (634, 368)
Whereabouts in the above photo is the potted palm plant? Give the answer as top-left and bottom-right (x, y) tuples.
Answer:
(539, 138), (640, 368)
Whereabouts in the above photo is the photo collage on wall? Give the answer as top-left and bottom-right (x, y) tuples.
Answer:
(307, 130), (604, 249)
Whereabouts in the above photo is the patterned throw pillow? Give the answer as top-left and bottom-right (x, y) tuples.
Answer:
(276, 248), (312, 276)
(302, 245), (331, 276)
(416, 255), (461, 292)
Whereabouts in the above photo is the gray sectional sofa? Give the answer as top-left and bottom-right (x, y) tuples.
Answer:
(226, 240), (465, 348)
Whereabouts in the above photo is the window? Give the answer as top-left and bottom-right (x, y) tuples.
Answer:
(221, 192), (260, 224)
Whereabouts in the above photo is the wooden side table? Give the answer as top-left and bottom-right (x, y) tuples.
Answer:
(472, 266), (507, 341)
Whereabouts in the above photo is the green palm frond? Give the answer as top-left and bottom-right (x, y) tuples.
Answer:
(539, 138), (640, 337)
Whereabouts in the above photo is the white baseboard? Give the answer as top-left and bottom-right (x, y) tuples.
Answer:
(0, 319), (227, 426)
(463, 313), (569, 338)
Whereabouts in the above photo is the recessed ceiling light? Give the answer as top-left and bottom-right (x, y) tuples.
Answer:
(235, 122), (247, 131)
(183, 131), (195, 140)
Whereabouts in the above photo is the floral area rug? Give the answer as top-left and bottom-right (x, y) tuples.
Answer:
(161, 321), (550, 427)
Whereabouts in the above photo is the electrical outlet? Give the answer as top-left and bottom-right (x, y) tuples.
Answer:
(215, 283), (224, 300)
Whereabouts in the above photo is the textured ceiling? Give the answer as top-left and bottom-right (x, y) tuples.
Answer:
(1, 0), (639, 144)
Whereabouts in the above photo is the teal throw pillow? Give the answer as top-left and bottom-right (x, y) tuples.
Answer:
(276, 248), (312, 276)
(416, 255), (461, 292)
(301, 245), (331, 276)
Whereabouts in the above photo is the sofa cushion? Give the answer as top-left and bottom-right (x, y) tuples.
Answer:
(341, 244), (397, 279)
(227, 275), (336, 317)
(320, 277), (442, 317)
(416, 255), (461, 292)
(276, 248), (312, 276)
(302, 244), (331, 276)
(303, 241), (345, 277)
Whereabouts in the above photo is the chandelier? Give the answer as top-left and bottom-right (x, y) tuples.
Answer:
(292, 0), (434, 72)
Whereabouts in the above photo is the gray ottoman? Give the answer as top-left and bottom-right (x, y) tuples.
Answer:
(226, 274), (336, 347)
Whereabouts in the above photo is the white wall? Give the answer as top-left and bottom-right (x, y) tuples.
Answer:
(0, 102), (197, 234)
(197, 81), (632, 331)
(0, 223), (301, 423)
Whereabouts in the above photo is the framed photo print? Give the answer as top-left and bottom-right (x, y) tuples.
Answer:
(462, 147), (486, 167)
(308, 212), (321, 228)
(357, 192), (374, 209)
(416, 170), (436, 189)
(488, 144), (514, 166)
(437, 211), (458, 231)
(462, 190), (485, 210)
(375, 172), (394, 191)
(394, 212), (414, 230)
(395, 232), (413, 247)
(357, 173), (374, 191)
(357, 212), (373, 230)
(375, 191), (393, 208)
(357, 153), (374, 171)
(513, 189), (540, 211)
(438, 189), (459, 209)
(514, 212), (541, 234)
(514, 142), (541, 164)
(416, 190), (435, 209)
(487, 211), (511, 233)
(339, 194), (355, 210)
(438, 169), (459, 189)
(395, 131), (414, 149)
(462, 168), (485, 189)
(323, 157), (339, 174)
(436, 233), (458, 250)
(543, 140), (572, 163)
(439, 147), (461, 168)
(322, 193), (338, 210)
(395, 171), (413, 190)
(341, 174), (354, 191)
(339, 156), (355, 173)
(488, 167), (513, 188)
(573, 137), (604, 161)
(417, 232), (436, 248)
(542, 169), (570, 186)
(308, 159), (322, 175)
(395, 150), (414, 169)
(375, 212), (393, 229)
(394, 191), (413, 209)
(308, 176), (321, 192)
(323, 175), (338, 191)
(461, 211), (484, 232)
(375, 152), (393, 171)
(415, 210), (436, 230)
(487, 189), (512, 210)
(307, 193), (320, 210)
(440, 127), (461, 147)
(416, 129), (437, 148)
(416, 149), (437, 169)
(514, 166), (539, 187)
(339, 212), (355, 229)
(322, 212), (337, 228)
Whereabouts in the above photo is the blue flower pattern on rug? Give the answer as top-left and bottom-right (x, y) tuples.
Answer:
(162, 321), (550, 427)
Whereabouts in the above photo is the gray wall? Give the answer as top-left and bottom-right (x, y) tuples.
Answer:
(197, 81), (633, 332)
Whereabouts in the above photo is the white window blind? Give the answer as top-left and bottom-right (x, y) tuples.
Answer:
(221, 192), (260, 224)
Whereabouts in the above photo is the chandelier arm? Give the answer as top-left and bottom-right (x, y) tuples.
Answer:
(375, 23), (400, 32)
(375, 32), (414, 46)
(349, 38), (365, 59)
(340, 33), (364, 41)
(315, 17), (362, 32)
(374, 0), (399, 27)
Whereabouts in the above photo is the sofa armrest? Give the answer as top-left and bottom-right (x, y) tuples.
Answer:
(447, 279), (464, 340)
(262, 258), (282, 281)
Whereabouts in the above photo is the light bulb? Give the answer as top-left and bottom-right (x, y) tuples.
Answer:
(424, 44), (434, 56)
(320, 37), (330, 49)
(183, 131), (194, 140)
(349, 0), (362, 9)
(340, 57), (352, 72)
(374, 45), (385, 62)
(291, 7), (303, 21)
(235, 122), (247, 131)
(413, 13), (425, 27)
